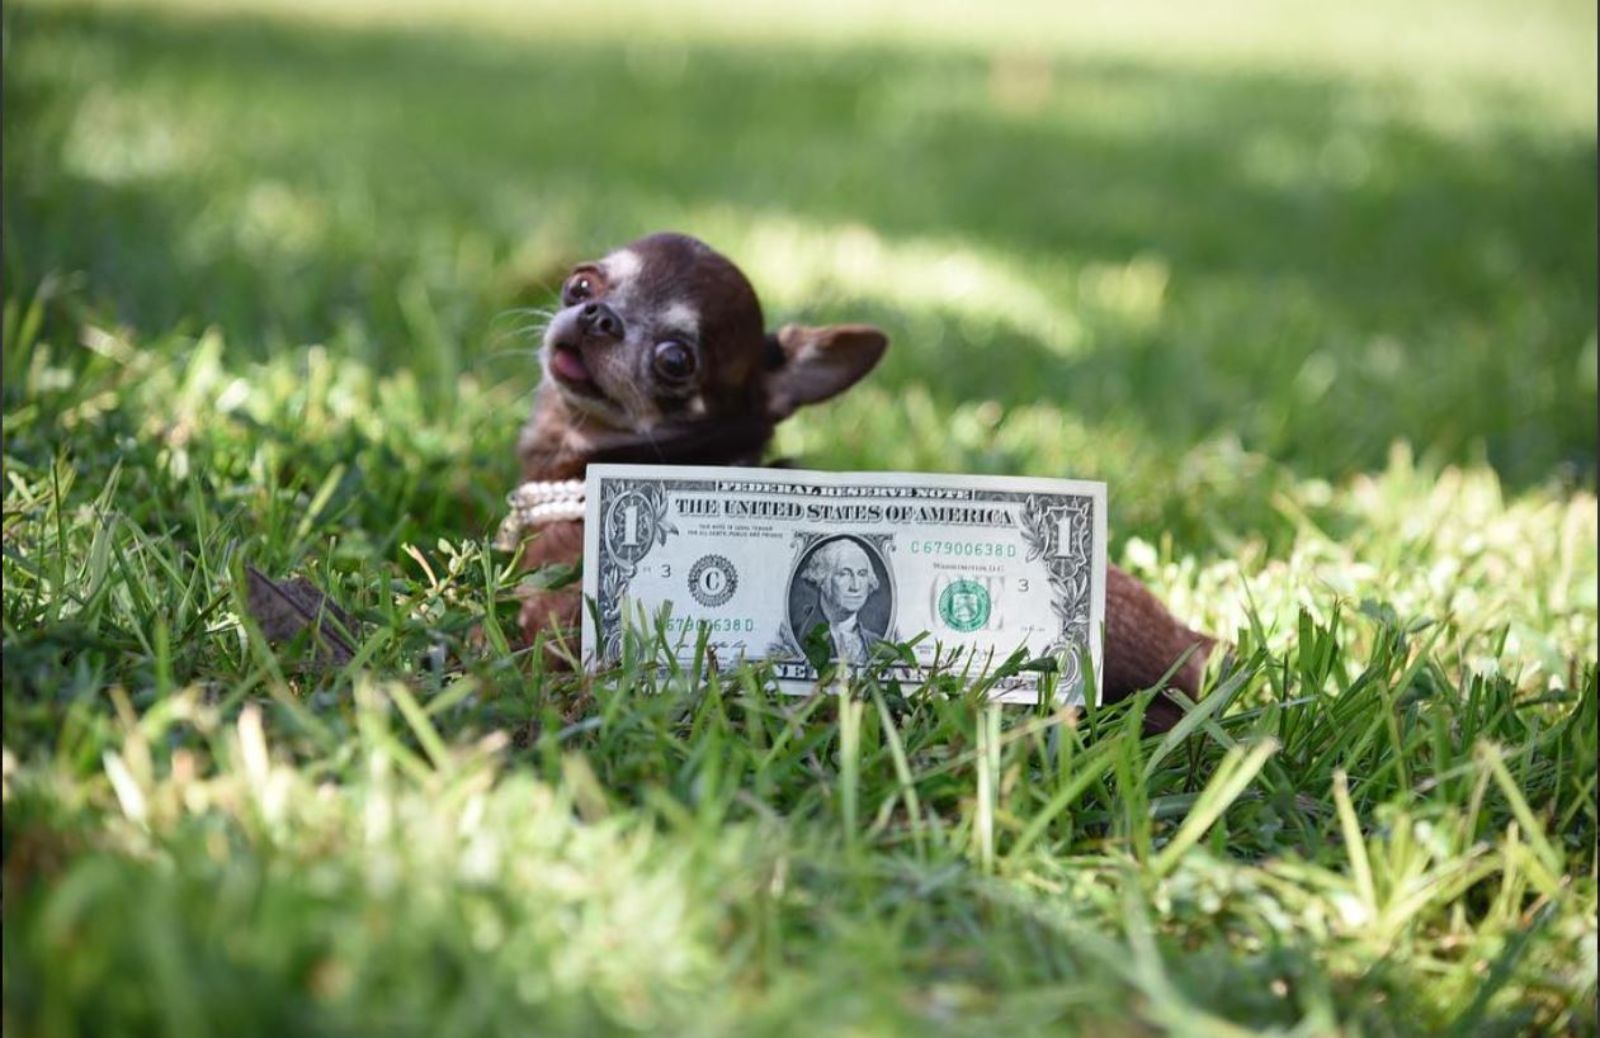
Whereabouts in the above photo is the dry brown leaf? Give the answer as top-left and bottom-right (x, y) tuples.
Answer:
(244, 565), (360, 668)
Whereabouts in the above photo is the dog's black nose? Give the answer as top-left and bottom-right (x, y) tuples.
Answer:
(576, 301), (623, 341)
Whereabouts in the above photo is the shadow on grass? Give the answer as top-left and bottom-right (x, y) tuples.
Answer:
(5, 2), (1595, 487)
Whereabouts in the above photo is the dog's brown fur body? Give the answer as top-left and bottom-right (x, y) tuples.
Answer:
(513, 232), (1212, 727)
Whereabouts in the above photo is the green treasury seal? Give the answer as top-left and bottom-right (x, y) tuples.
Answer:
(938, 579), (990, 632)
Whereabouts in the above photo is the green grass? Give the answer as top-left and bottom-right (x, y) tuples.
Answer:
(3, 0), (1596, 1034)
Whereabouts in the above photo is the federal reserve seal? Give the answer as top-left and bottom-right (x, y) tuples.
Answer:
(688, 554), (738, 607)
(938, 579), (990, 632)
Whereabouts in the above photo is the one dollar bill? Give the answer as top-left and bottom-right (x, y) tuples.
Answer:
(581, 464), (1106, 705)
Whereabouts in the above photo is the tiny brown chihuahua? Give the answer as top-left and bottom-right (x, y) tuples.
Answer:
(511, 232), (1213, 729)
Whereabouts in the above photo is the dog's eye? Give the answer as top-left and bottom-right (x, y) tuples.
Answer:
(563, 275), (594, 306)
(653, 340), (697, 382)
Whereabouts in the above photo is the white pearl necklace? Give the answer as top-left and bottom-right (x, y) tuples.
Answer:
(494, 478), (586, 548)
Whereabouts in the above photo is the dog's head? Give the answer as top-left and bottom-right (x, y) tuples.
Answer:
(538, 232), (888, 441)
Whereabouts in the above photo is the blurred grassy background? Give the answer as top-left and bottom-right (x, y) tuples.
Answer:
(6, 0), (1595, 511)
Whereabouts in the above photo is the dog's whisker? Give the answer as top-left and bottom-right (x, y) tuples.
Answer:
(482, 346), (545, 357)
(490, 314), (554, 330)
(483, 323), (552, 347)
(477, 348), (547, 365)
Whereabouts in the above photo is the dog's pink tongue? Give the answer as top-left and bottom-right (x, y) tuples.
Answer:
(550, 346), (591, 383)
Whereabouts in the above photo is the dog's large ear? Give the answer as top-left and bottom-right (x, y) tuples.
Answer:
(764, 324), (888, 420)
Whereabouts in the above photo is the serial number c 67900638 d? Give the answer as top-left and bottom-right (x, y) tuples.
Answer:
(663, 615), (756, 634)
(908, 539), (1018, 558)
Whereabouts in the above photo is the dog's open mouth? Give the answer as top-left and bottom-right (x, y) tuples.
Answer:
(548, 344), (604, 398)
